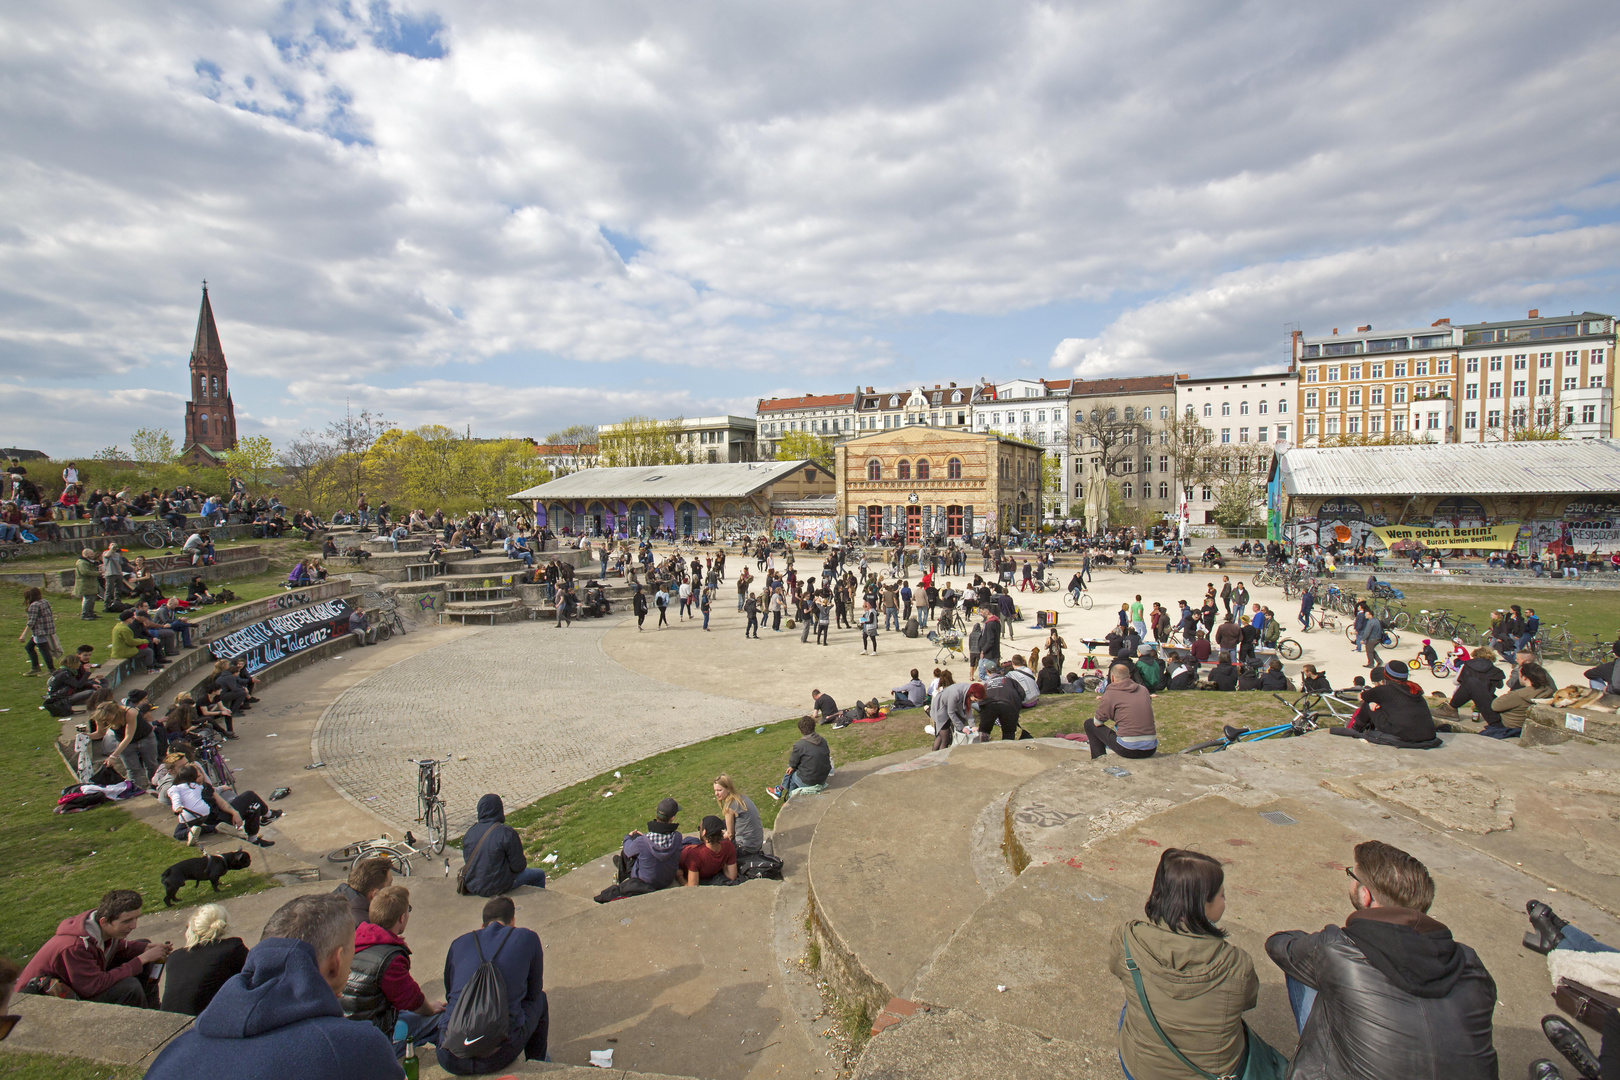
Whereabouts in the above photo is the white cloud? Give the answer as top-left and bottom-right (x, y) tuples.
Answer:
(1, 0), (1618, 449)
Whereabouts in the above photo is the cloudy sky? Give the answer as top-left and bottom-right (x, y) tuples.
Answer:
(5, 0), (1619, 454)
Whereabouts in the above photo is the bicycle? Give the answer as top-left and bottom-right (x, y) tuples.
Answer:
(1062, 589), (1094, 610)
(191, 727), (236, 791)
(326, 833), (439, 877)
(140, 524), (186, 549)
(360, 589), (408, 638)
(1179, 694), (1323, 754)
(411, 758), (448, 854)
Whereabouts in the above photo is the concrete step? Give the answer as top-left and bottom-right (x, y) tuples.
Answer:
(442, 597), (526, 625)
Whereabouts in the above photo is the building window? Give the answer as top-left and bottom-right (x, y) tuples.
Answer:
(1201, 485), (1213, 501)
(1393, 363), (1406, 378)
(1369, 414), (1383, 433)
(1239, 427), (1250, 442)
(1565, 377), (1578, 390)
(1539, 352), (1553, 368)
(916, 459), (930, 480)
(1465, 383), (1478, 400)
(1464, 411), (1477, 429)
(1304, 418), (1318, 436)
(199, 413), (209, 435)
(1158, 406), (1169, 419)
(1158, 482), (1169, 499)
(1392, 414), (1405, 432)
(1369, 364), (1383, 379)
(1567, 351), (1581, 367)
(1257, 426), (1268, 441)
(1305, 367), (1318, 382)
(1305, 391), (1318, 409)
(1592, 348), (1606, 364)
(1159, 455), (1168, 472)
(1347, 415), (1361, 434)
(1326, 416), (1340, 435)
(947, 457), (962, 479)
(1414, 384), (1428, 399)
(1393, 386), (1407, 404)
(867, 459), (881, 481)
(1326, 390), (1340, 407)
(1239, 401), (1249, 414)
(1122, 482), (1133, 499)
(1538, 378), (1552, 396)
(1584, 405), (1597, 424)
(1349, 365), (1362, 380)
(1221, 402), (1230, 416)
(1203, 403), (1213, 417)
(898, 460), (911, 480)
(1256, 400), (1268, 415)
(1489, 356), (1503, 371)
(1593, 374), (1606, 388)
(1326, 367), (1340, 381)
(1220, 428), (1231, 443)
(946, 505), (964, 535)
(1278, 399), (1288, 413)
(1348, 388), (1361, 406)
(1512, 380), (1527, 397)
(1276, 424), (1288, 441)
(1488, 382), (1501, 398)
(1487, 409), (1501, 427)
(1511, 407), (1527, 428)
(1514, 355), (1527, 370)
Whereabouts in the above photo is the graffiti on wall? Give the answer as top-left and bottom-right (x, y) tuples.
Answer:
(712, 515), (768, 539)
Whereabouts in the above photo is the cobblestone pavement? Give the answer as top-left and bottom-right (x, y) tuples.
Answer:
(315, 620), (784, 835)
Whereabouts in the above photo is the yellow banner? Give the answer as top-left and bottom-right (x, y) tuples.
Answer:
(1370, 523), (1521, 550)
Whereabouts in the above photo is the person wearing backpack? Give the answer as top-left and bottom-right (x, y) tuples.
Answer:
(438, 896), (548, 1075)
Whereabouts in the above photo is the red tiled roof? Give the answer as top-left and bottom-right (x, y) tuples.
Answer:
(1068, 375), (1179, 396)
(757, 392), (856, 412)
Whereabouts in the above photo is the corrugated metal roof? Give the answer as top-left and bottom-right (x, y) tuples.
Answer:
(1276, 439), (1620, 497)
(511, 459), (818, 501)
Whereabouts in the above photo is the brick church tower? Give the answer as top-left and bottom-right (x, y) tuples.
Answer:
(180, 283), (238, 464)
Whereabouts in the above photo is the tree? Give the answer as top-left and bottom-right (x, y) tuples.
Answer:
(224, 435), (277, 493)
(1488, 395), (1569, 442)
(542, 423), (598, 447)
(599, 415), (684, 467)
(278, 431), (338, 512)
(94, 445), (131, 463)
(325, 405), (389, 510)
(773, 430), (834, 467)
(1070, 404), (1140, 481)
(1040, 455), (1064, 515)
(129, 427), (177, 466)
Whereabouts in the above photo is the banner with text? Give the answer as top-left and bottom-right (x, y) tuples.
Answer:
(1370, 523), (1521, 550)
(207, 599), (354, 675)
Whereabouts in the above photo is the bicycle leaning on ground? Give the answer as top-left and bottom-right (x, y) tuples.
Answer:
(1179, 694), (1323, 754)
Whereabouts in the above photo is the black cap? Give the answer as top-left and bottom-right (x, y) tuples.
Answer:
(1384, 660), (1410, 680)
(656, 797), (679, 820)
(701, 815), (725, 837)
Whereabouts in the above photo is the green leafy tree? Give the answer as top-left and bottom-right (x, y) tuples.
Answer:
(599, 415), (684, 467)
(224, 435), (277, 493)
(129, 427), (178, 466)
(95, 445), (131, 463)
(773, 430), (834, 467)
(543, 423), (598, 447)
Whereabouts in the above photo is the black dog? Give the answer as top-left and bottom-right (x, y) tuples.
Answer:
(161, 850), (252, 907)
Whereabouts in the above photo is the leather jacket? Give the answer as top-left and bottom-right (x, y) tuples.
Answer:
(1266, 908), (1497, 1080)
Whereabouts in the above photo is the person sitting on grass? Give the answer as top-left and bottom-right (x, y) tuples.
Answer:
(679, 816), (740, 886)
(1083, 663), (1158, 760)
(594, 798), (685, 903)
(1300, 664), (1331, 692)
(1333, 662), (1442, 749)
(766, 716), (831, 800)
(1166, 650), (1200, 691)
(1036, 654), (1063, 695)
(1259, 658), (1293, 692)
(1208, 651), (1240, 692)
(14, 889), (171, 1008)
(1132, 646), (1167, 692)
(1237, 660), (1264, 692)
(891, 669), (926, 710)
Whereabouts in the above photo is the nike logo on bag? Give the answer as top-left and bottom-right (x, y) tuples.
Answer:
(462, 1036), (484, 1045)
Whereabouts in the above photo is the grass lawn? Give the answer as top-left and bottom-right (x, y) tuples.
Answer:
(0, 1051), (143, 1079)
(1384, 583), (1620, 646)
(0, 575), (302, 963)
(0, 535), (321, 575)
(507, 689), (1289, 876)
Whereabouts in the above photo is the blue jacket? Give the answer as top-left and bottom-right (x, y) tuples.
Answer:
(622, 820), (684, 886)
(145, 937), (401, 1080)
(460, 794), (529, 897)
(438, 922), (547, 1071)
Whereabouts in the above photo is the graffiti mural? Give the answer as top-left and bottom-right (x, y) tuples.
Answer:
(712, 515), (768, 540)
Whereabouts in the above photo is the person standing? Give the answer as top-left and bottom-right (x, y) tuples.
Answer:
(632, 585), (648, 632)
(655, 586), (670, 628)
(20, 586), (57, 675)
(860, 600), (880, 655)
(743, 593), (759, 638)
(816, 597), (831, 645)
(1219, 576), (1233, 617)
(1299, 587), (1315, 632)
(73, 548), (100, 620)
(1130, 594), (1146, 639)
(1362, 610), (1384, 670)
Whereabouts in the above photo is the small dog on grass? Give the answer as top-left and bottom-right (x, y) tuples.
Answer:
(162, 850), (252, 907)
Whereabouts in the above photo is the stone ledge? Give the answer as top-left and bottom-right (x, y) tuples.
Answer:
(0, 994), (192, 1068)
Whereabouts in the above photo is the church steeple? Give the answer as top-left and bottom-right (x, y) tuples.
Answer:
(181, 282), (239, 458)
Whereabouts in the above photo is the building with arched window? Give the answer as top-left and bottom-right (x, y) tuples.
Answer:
(835, 426), (1042, 541)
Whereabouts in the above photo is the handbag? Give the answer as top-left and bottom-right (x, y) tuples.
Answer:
(456, 825), (498, 896)
(1122, 932), (1287, 1080)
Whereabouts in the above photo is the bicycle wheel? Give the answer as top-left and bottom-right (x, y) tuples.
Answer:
(1344, 624), (1359, 643)
(1381, 630), (1400, 650)
(426, 802), (447, 854)
(1391, 611), (1410, 630)
(1430, 661), (1451, 679)
(354, 845), (414, 877)
(1063, 593), (1079, 607)
(1080, 594), (1093, 610)
(1277, 638), (1302, 661)
(328, 841), (373, 864)
(140, 529), (167, 549)
(1179, 738), (1230, 755)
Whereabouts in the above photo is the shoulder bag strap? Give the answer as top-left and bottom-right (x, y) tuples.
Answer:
(462, 825), (497, 885)
(1122, 932), (1230, 1080)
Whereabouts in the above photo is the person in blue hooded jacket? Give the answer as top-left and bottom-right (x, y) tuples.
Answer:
(460, 793), (547, 897)
(437, 896), (548, 1075)
(144, 893), (401, 1080)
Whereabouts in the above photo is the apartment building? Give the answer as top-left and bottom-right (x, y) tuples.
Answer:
(755, 392), (857, 457)
(1455, 311), (1615, 442)
(969, 378), (1073, 512)
(1292, 321), (1460, 445)
(1174, 372), (1296, 524)
(1069, 375), (1180, 522)
(599, 414), (758, 464)
(852, 383), (974, 433)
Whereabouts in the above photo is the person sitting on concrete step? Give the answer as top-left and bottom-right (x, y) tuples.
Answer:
(159, 902), (249, 1017)
(341, 885), (443, 1055)
(1450, 646), (1505, 728)
(679, 816), (739, 886)
(332, 857), (394, 930)
(437, 897), (548, 1075)
(767, 717), (832, 800)
(145, 893), (401, 1080)
(1487, 661), (1554, 739)
(347, 607), (377, 647)
(1266, 840), (1498, 1080)
(460, 794), (547, 897)
(1109, 848), (1263, 1080)
(1333, 662), (1441, 749)
(712, 775), (764, 857)
(595, 797), (686, 902)
(15, 889), (170, 1008)
(1236, 660), (1264, 692)
(1084, 663), (1158, 760)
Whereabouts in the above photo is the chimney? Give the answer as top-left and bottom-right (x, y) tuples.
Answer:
(1431, 318), (1450, 326)
(949, 381), (956, 387)
(865, 386), (873, 393)
(1332, 328), (1339, 335)
(1528, 308), (1539, 319)
(1356, 324), (1371, 332)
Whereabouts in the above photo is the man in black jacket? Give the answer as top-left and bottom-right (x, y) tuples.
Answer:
(1333, 662), (1441, 748)
(1266, 840), (1498, 1080)
(460, 794), (547, 896)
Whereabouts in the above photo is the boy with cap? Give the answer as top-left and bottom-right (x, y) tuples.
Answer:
(594, 798), (684, 903)
(679, 817), (739, 887)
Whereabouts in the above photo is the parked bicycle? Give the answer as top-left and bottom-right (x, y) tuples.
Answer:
(411, 758), (448, 854)
(140, 523), (186, 550)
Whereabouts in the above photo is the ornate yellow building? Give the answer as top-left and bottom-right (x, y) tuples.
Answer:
(834, 426), (1043, 541)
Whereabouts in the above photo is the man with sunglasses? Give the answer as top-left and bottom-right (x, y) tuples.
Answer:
(1265, 840), (1499, 1080)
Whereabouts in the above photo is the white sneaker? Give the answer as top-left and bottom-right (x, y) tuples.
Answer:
(187, 825), (203, 846)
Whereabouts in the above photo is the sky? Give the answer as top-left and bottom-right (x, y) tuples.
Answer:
(4, 0), (1619, 455)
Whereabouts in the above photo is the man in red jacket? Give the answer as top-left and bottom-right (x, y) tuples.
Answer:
(15, 889), (170, 1006)
(340, 885), (443, 1054)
